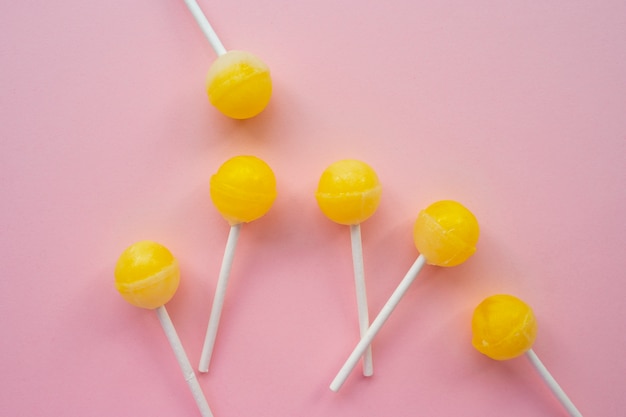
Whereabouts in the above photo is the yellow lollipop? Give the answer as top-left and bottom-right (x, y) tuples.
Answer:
(413, 200), (479, 267)
(471, 295), (582, 417)
(199, 155), (277, 373)
(331, 200), (479, 392)
(114, 241), (213, 417)
(183, 0), (272, 119)
(206, 50), (272, 119)
(316, 159), (382, 225)
(210, 155), (277, 225)
(316, 159), (382, 377)
(472, 294), (537, 360)
(115, 240), (180, 309)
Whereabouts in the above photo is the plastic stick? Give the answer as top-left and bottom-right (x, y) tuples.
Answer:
(199, 223), (242, 373)
(155, 306), (214, 417)
(330, 254), (427, 391)
(525, 348), (583, 417)
(183, 0), (227, 56)
(350, 224), (373, 376)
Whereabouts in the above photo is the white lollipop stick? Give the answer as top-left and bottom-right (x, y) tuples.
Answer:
(525, 348), (583, 417)
(155, 306), (214, 417)
(349, 224), (373, 376)
(183, 0), (227, 56)
(330, 254), (427, 392)
(199, 223), (242, 373)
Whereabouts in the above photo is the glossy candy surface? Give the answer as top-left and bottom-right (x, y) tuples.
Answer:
(471, 294), (538, 360)
(315, 159), (382, 225)
(114, 241), (180, 309)
(413, 200), (479, 267)
(210, 155), (277, 224)
(206, 50), (272, 119)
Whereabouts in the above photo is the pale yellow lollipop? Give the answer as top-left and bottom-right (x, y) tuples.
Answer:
(206, 51), (272, 119)
(413, 200), (479, 267)
(330, 200), (480, 391)
(183, 0), (272, 119)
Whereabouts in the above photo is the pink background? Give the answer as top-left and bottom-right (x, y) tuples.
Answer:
(1, 0), (625, 416)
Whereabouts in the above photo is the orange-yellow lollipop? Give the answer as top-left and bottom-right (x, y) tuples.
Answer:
(114, 241), (213, 417)
(316, 159), (382, 225)
(471, 295), (582, 417)
(472, 294), (537, 360)
(199, 155), (277, 373)
(210, 155), (277, 225)
(183, 0), (272, 119)
(316, 159), (382, 376)
(330, 200), (479, 391)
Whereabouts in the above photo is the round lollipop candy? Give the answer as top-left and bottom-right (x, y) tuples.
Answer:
(316, 159), (382, 226)
(198, 155), (277, 372)
(330, 200), (479, 391)
(114, 241), (213, 417)
(183, 0), (272, 119)
(413, 200), (479, 267)
(472, 294), (583, 417)
(316, 159), (382, 376)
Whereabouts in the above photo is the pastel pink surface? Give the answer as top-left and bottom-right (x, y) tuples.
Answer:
(1, 0), (625, 416)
